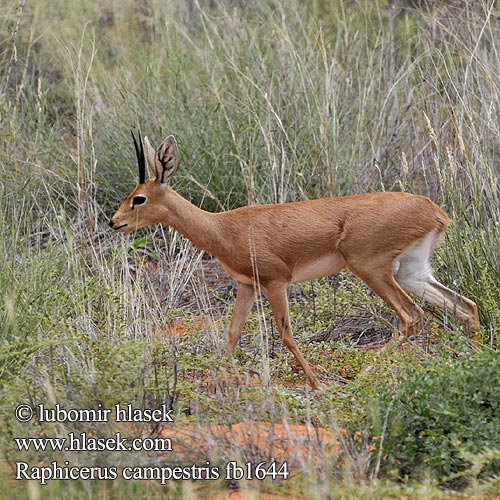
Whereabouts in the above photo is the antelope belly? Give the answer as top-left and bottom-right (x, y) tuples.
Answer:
(291, 253), (344, 283)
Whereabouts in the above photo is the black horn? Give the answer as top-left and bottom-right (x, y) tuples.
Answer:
(131, 129), (146, 184)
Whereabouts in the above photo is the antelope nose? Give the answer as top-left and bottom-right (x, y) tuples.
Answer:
(109, 220), (115, 228)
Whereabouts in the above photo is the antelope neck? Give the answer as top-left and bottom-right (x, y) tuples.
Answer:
(163, 189), (223, 256)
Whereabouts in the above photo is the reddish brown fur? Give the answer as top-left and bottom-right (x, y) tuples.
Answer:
(110, 135), (479, 389)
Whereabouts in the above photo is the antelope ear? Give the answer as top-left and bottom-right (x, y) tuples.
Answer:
(144, 136), (157, 178)
(155, 135), (179, 185)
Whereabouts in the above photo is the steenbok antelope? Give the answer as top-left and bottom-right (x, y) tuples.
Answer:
(109, 132), (480, 389)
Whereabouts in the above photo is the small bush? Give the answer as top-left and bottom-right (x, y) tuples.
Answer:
(376, 350), (500, 486)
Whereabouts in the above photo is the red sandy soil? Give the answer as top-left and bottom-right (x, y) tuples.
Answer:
(159, 420), (338, 464)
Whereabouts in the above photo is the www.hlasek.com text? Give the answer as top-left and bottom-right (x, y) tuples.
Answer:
(15, 431), (172, 453)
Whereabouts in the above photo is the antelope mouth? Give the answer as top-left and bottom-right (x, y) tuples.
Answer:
(110, 221), (129, 231)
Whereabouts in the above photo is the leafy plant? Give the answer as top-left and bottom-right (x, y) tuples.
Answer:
(376, 349), (500, 486)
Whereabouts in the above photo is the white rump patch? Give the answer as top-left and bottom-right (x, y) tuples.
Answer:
(393, 231), (439, 297)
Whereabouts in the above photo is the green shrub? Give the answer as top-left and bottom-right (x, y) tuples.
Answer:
(376, 350), (500, 486)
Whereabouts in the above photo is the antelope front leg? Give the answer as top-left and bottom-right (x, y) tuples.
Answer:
(227, 281), (256, 357)
(264, 282), (322, 390)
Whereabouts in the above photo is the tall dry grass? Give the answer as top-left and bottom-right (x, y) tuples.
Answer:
(0, 0), (498, 497)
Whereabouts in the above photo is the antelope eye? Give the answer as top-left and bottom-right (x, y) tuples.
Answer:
(132, 195), (147, 207)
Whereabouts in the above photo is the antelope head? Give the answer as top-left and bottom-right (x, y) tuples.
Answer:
(109, 132), (180, 232)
